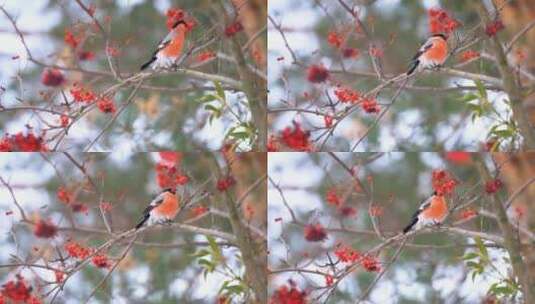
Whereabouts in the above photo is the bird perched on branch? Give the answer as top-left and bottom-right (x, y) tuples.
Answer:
(406, 33), (448, 75)
(403, 192), (448, 233)
(140, 19), (190, 70)
(135, 188), (180, 229)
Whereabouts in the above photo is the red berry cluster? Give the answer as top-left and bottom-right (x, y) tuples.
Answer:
(64, 29), (81, 49)
(342, 47), (360, 58)
(361, 97), (380, 114)
(432, 169), (457, 195)
(325, 189), (358, 217)
(70, 83), (96, 103)
(225, 21), (244, 37)
(325, 275), (334, 287)
(64, 241), (111, 268)
(334, 244), (381, 272)
(428, 8), (460, 35)
(339, 206), (357, 217)
(216, 175), (236, 192)
(196, 51), (216, 62)
(270, 280), (307, 304)
(191, 206), (209, 217)
(459, 50), (480, 63)
(304, 223), (328, 242)
(41, 68), (65, 87)
(334, 244), (361, 263)
(306, 65), (329, 83)
(60, 114), (70, 127)
(92, 254), (111, 269)
(54, 271), (65, 283)
(361, 255), (381, 272)
(97, 96), (116, 114)
(485, 179), (503, 194)
(64, 241), (92, 259)
(56, 187), (88, 214)
(279, 122), (313, 152)
(64, 27), (95, 61)
(0, 131), (47, 152)
(78, 50), (95, 61)
(57, 186), (72, 204)
(326, 188), (341, 206)
(155, 162), (189, 189)
(323, 115), (333, 128)
(1, 275), (41, 304)
(334, 87), (361, 104)
(33, 219), (58, 239)
(459, 208), (478, 220)
(485, 19), (505, 37)
(327, 30), (345, 49)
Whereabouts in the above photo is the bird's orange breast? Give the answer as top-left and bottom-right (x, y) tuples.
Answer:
(421, 196), (447, 220)
(424, 38), (448, 63)
(162, 29), (186, 57)
(154, 192), (180, 218)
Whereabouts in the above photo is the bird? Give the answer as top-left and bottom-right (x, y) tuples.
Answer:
(402, 192), (448, 234)
(140, 19), (190, 70)
(406, 33), (448, 75)
(135, 188), (180, 230)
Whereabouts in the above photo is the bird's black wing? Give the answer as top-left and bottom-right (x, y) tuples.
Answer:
(407, 41), (434, 75)
(135, 195), (165, 229)
(140, 39), (171, 70)
(411, 41), (434, 61)
(402, 195), (433, 233)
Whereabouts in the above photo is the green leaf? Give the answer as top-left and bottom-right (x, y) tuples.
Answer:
(207, 236), (222, 262)
(475, 80), (488, 100)
(462, 252), (479, 260)
(494, 286), (513, 295)
(471, 271), (478, 282)
(230, 131), (251, 139)
(223, 284), (245, 294)
(491, 129), (514, 139)
(197, 94), (218, 103)
(466, 261), (480, 269)
(218, 280), (230, 295)
(475, 237), (488, 259)
(192, 249), (211, 258)
(198, 258), (216, 272)
(204, 104), (221, 113)
(459, 93), (480, 103)
(214, 81), (225, 101)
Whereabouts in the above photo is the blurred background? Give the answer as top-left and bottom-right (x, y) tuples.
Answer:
(0, 152), (267, 303)
(268, 0), (535, 151)
(0, 0), (267, 151)
(268, 152), (535, 303)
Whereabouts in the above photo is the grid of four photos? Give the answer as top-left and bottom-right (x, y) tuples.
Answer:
(0, 0), (534, 303)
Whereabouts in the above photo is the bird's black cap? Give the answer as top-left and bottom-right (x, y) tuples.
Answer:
(162, 187), (176, 194)
(172, 20), (187, 29)
(432, 33), (447, 40)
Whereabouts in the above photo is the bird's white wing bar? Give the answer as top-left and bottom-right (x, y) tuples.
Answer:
(417, 195), (433, 212)
(149, 192), (166, 207)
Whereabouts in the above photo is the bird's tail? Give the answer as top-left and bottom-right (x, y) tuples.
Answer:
(140, 57), (156, 71)
(402, 217), (418, 234)
(135, 214), (149, 230)
(406, 60), (419, 75)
